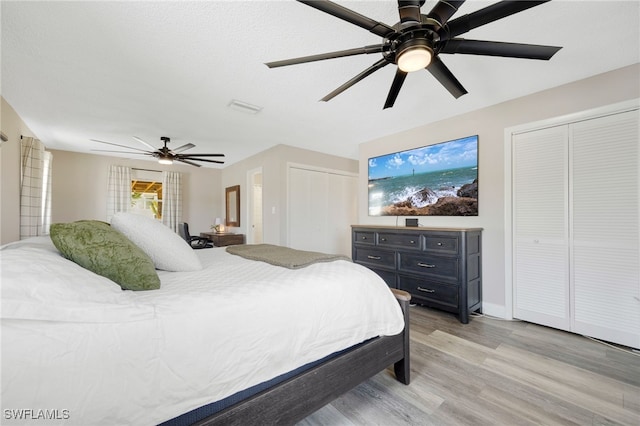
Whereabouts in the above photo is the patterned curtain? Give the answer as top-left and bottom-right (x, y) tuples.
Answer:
(106, 165), (131, 222)
(161, 171), (182, 232)
(20, 137), (52, 239)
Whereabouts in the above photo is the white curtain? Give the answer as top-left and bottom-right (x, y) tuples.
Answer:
(20, 137), (52, 239)
(41, 151), (53, 234)
(161, 171), (182, 232)
(106, 165), (131, 222)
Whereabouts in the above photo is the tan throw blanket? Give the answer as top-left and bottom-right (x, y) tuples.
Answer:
(226, 244), (351, 269)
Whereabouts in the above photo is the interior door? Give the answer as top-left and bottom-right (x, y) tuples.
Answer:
(570, 110), (640, 348)
(247, 168), (263, 244)
(512, 125), (571, 330)
(288, 166), (357, 256)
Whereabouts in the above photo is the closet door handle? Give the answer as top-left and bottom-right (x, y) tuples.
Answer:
(417, 287), (435, 293)
(367, 255), (381, 260)
(417, 262), (436, 268)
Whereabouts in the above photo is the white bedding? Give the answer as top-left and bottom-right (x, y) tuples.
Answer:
(1, 237), (404, 425)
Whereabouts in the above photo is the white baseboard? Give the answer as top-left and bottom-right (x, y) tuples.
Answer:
(481, 302), (510, 319)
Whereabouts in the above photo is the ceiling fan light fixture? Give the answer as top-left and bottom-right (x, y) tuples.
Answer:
(158, 156), (173, 165)
(397, 44), (433, 72)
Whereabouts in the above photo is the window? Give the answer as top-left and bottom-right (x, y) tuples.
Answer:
(131, 180), (162, 219)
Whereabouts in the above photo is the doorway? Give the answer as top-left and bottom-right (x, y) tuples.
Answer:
(247, 168), (263, 244)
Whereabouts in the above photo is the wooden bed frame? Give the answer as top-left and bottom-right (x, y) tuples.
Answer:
(194, 289), (411, 425)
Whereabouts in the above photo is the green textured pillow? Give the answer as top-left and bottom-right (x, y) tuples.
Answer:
(50, 220), (161, 291)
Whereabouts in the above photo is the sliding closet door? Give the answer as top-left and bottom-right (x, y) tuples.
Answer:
(288, 166), (357, 256)
(570, 110), (640, 348)
(512, 125), (571, 330)
(289, 167), (329, 253)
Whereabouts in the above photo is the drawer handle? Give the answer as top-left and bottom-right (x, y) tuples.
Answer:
(410, 240), (416, 244)
(437, 242), (443, 246)
(380, 238), (387, 241)
(367, 255), (381, 260)
(417, 262), (436, 268)
(417, 287), (435, 293)
(361, 236), (367, 240)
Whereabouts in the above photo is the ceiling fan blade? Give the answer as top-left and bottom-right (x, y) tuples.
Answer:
(426, 0), (465, 27)
(90, 149), (152, 155)
(175, 158), (202, 167)
(171, 143), (195, 153)
(132, 136), (158, 151)
(178, 157), (225, 165)
(297, 0), (395, 38)
(441, 38), (561, 60)
(446, 1), (550, 39)
(266, 45), (385, 68)
(384, 69), (408, 109)
(90, 139), (151, 153)
(321, 58), (390, 102)
(426, 56), (467, 98)
(179, 154), (225, 157)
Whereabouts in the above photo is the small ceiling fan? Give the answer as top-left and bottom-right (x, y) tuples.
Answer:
(90, 136), (225, 167)
(266, 0), (562, 109)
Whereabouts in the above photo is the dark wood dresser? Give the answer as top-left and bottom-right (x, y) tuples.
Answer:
(200, 232), (245, 247)
(352, 225), (482, 323)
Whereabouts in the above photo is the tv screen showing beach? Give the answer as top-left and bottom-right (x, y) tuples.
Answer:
(368, 135), (478, 216)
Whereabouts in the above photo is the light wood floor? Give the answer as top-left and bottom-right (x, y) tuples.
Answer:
(298, 306), (640, 426)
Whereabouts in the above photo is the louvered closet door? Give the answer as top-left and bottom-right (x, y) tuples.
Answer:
(288, 167), (357, 256)
(512, 125), (571, 330)
(570, 110), (640, 348)
(289, 167), (329, 253)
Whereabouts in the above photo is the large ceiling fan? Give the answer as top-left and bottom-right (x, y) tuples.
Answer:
(266, 0), (562, 109)
(90, 136), (225, 167)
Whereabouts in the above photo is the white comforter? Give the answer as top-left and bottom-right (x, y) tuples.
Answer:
(1, 237), (404, 425)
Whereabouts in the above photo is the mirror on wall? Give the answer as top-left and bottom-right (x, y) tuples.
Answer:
(225, 185), (240, 227)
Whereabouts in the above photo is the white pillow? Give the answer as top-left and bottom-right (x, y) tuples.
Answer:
(111, 213), (202, 272)
(1, 238), (156, 323)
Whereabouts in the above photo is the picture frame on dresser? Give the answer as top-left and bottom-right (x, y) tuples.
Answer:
(352, 225), (482, 324)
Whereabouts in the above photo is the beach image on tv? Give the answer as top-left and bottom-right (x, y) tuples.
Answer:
(368, 135), (478, 216)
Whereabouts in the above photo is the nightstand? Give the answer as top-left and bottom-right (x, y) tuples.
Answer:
(200, 232), (245, 247)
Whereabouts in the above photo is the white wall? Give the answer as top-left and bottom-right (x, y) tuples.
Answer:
(48, 149), (222, 234)
(0, 97), (38, 244)
(221, 144), (358, 246)
(358, 63), (640, 317)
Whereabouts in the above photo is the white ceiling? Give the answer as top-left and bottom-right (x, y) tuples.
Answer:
(2, 1), (639, 167)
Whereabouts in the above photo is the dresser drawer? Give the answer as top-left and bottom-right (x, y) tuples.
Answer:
(354, 247), (396, 269)
(398, 275), (458, 308)
(424, 235), (459, 255)
(354, 231), (376, 245)
(378, 232), (421, 250)
(398, 253), (458, 284)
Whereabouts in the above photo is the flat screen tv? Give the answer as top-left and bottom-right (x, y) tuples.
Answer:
(368, 135), (478, 216)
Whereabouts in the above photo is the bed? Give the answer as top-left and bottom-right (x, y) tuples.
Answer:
(1, 218), (410, 426)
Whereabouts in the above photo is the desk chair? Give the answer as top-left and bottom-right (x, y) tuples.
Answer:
(178, 222), (213, 249)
